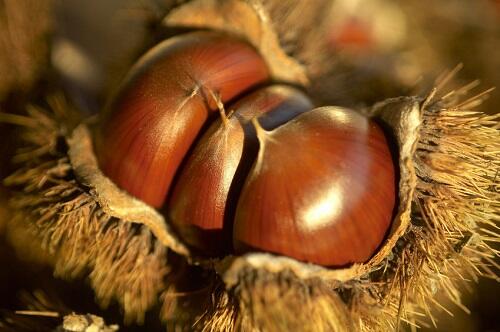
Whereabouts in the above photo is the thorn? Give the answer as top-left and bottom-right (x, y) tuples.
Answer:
(435, 63), (463, 93)
(15, 310), (60, 318)
(454, 87), (495, 109)
(422, 87), (437, 111)
(0, 112), (39, 127)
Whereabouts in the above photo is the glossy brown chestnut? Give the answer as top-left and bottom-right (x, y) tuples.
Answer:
(96, 31), (269, 207)
(168, 85), (313, 255)
(233, 107), (396, 266)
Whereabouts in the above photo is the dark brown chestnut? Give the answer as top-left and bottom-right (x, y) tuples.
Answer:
(168, 85), (313, 255)
(96, 31), (269, 207)
(233, 107), (396, 266)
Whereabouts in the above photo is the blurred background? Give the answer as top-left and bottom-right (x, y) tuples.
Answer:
(0, 0), (499, 331)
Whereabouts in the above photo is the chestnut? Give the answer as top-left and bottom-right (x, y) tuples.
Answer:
(168, 85), (313, 255)
(233, 107), (396, 266)
(96, 31), (269, 207)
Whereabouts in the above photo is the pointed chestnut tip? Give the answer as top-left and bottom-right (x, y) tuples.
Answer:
(251, 117), (271, 144)
(207, 88), (230, 127)
(250, 117), (274, 168)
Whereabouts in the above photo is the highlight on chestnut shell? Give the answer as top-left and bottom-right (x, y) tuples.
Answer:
(95, 30), (270, 207)
(233, 107), (396, 266)
(168, 85), (313, 255)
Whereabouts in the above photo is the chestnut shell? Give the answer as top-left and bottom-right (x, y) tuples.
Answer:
(96, 31), (269, 207)
(233, 107), (396, 266)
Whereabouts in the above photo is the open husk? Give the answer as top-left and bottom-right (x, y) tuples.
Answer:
(1, 0), (498, 329)
(2, 71), (498, 330)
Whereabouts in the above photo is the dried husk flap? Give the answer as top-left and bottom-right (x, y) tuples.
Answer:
(162, 0), (309, 86)
(67, 124), (190, 257)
